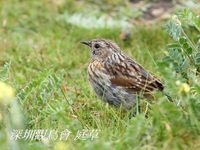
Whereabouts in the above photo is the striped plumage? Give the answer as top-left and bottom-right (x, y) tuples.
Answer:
(82, 39), (164, 110)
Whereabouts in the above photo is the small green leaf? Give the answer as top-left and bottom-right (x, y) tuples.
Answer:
(195, 58), (200, 65)
(194, 16), (200, 32)
(197, 39), (200, 51)
(183, 43), (189, 49)
(166, 21), (182, 41)
(167, 43), (181, 49)
(195, 52), (200, 65)
(186, 47), (193, 54)
(169, 48), (184, 65)
(162, 56), (172, 63)
(195, 52), (200, 58)
(180, 59), (190, 71)
(179, 37), (187, 45)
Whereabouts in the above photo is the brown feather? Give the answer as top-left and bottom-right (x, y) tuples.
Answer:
(107, 53), (164, 95)
(110, 76), (157, 94)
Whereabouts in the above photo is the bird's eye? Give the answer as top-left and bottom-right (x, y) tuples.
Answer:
(94, 43), (100, 49)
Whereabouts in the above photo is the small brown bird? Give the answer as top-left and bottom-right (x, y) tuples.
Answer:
(81, 39), (171, 110)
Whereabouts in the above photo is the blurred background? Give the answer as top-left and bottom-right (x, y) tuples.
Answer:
(0, 0), (200, 150)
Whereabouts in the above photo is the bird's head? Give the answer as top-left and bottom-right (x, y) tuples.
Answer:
(81, 39), (121, 61)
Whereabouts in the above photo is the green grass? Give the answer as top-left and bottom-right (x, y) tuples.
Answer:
(0, 0), (200, 150)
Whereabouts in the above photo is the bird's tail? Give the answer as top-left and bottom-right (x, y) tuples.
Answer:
(163, 91), (173, 102)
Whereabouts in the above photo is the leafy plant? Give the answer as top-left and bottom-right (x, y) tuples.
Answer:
(164, 9), (200, 80)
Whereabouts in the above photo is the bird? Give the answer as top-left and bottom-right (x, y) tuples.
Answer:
(81, 39), (171, 110)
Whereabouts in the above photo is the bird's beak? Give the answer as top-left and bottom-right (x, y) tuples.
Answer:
(80, 40), (92, 47)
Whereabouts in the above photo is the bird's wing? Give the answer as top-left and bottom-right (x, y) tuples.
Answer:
(105, 54), (164, 94)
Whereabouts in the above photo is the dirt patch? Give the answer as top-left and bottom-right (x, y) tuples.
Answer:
(129, 0), (176, 25)
(143, 0), (174, 20)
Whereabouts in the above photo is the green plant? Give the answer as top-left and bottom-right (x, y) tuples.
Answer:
(164, 9), (200, 80)
(1, 1), (200, 149)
